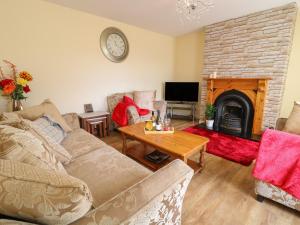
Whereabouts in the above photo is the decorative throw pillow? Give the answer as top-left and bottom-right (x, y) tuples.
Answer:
(18, 99), (72, 133)
(22, 119), (72, 165)
(0, 159), (92, 225)
(283, 101), (300, 135)
(0, 219), (36, 224)
(133, 90), (156, 110)
(0, 112), (21, 121)
(32, 114), (66, 143)
(0, 125), (66, 173)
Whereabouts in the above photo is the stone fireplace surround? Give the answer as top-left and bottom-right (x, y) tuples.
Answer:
(200, 3), (298, 129)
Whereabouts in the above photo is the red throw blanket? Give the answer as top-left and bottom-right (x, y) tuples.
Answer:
(112, 96), (150, 126)
(253, 129), (300, 199)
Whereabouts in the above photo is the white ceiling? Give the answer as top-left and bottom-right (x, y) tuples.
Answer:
(44, 0), (299, 36)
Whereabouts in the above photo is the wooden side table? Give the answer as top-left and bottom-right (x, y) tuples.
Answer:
(78, 111), (110, 138)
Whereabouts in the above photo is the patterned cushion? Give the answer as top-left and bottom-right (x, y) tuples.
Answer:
(133, 90), (156, 110)
(18, 99), (72, 133)
(0, 112), (20, 121)
(0, 125), (66, 173)
(32, 114), (66, 143)
(23, 119), (72, 165)
(283, 101), (300, 135)
(0, 219), (37, 225)
(0, 159), (92, 225)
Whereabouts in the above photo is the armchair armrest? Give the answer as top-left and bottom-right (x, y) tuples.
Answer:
(62, 113), (80, 130)
(276, 118), (288, 131)
(127, 106), (141, 125)
(71, 160), (194, 225)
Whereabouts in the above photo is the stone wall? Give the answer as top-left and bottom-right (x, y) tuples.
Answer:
(200, 3), (298, 128)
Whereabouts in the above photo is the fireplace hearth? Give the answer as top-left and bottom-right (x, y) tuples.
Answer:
(214, 90), (254, 138)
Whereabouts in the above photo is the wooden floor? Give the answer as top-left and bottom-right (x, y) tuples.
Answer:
(101, 120), (300, 225)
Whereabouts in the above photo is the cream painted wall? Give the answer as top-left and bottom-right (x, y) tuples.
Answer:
(0, 0), (175, 113)
(280, 11), (300, 117)
(174, 30), (205, 82)
(173, 30), (205, 119)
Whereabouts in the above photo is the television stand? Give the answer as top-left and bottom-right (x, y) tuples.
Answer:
(167, 102), (196, 123)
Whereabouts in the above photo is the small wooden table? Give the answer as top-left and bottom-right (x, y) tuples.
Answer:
(118, 123), (209, 174)
(78, 111), (110, 138)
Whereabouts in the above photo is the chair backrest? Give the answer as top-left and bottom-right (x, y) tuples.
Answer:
(107, 92), (134, 114)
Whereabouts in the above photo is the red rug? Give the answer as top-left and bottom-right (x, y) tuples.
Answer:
(184, 126), (260, 166)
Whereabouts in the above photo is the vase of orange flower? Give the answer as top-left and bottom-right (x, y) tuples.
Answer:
(0, 60), (33, 111)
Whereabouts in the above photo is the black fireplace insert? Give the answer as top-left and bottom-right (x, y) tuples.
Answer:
(213, 90), (254, 138)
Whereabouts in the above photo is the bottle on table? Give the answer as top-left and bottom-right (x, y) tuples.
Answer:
(151, 111), (156, 127)
(155, 110), (162, 131)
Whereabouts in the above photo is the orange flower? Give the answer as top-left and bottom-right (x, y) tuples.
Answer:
(2, 83), (16, 95)
(19, 71), (33, 81)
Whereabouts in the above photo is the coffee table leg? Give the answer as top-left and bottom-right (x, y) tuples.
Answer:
(121, 133), (127, 155)
(199, 144), (207, 168)
(180, 155), (188, 164)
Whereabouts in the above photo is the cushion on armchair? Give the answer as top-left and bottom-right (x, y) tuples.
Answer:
(0, 159), (92, 225)
(283, 101), (300, 135)
(133, 90), (156, 110)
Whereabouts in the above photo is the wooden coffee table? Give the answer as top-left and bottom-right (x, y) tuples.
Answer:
(119, 122), (209, 174)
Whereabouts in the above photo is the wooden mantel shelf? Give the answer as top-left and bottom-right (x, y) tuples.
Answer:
(205, 76), (272, 135)
(204, 77), (272, 80)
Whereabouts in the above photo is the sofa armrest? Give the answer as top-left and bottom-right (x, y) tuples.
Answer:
(127, 106), (141, 125)
(154, 100), (167, 119)
(62, 113), (80, 130)
(276, 118), (287, 131)
(71, 159), (194, 225)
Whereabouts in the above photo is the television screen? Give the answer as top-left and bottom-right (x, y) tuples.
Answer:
(165, 82), (199, 102)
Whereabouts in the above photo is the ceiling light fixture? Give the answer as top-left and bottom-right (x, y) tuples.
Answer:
(176, 0), (214, 22)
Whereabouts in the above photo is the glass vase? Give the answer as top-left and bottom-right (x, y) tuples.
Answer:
(12, 99), (23, 111)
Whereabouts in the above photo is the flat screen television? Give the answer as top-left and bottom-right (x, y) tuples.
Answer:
(165, 82), (199, 102)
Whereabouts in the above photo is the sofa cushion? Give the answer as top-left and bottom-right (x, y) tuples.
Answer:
(0, 112), (20, 121)
(0, 125), (66, 173)
(0, 159), (92, 225)
(32, 114), (66, 143)
(0, 219), (37, 224)
(24, 119), (72, 165)
(65, 146), (152, 207)
(133, 90), (156, 110)
(61, 128), (106, 159)
(283, 101), (300, 135)
(18, 99), (72, 133)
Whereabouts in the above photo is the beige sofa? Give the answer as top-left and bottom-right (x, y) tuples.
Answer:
(255, 118), (300, 211)
(0, 106), (193, 224)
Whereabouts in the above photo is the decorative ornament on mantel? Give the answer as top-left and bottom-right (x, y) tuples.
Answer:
(176, 0), (214, 22)
(0, 60), (33, 111)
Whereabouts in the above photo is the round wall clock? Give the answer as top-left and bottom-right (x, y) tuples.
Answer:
(100, 27), (129, 63)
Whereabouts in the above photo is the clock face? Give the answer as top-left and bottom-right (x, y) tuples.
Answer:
(100, 27), (129, 63)
(106, 34), (126, 57)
